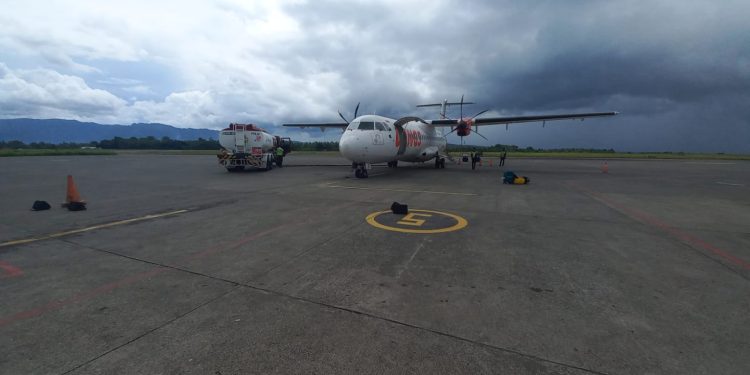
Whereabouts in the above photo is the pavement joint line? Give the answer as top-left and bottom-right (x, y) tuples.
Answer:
(0, 201), (355, 327)
(324, 183), (479, 196)
(60, 285), (241, 375)
(0, 209), (189, 249)
(4, 204), (605, 374)
(249, 217), (363, 283)
(232, 282), (610, 375)
(49, 210), (604, 374)
(715, 181), (745, 187)
(54, 238), (609, 375)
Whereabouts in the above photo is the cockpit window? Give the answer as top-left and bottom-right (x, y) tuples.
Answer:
(358, 122), (375, 130)
(375, 122), (387, 131)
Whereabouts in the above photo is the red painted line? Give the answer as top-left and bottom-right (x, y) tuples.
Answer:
(186, 225), (289, 261)
(0, 267), (165, 328)
(0, 260), (23, 278)
(0, 229), (284, 328)
(571, 183), (750, 270)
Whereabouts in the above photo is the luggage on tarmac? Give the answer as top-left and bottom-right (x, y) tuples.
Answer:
(503, 171), (530, 185)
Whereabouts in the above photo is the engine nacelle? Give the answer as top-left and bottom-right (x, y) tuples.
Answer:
(456, 124), (472, 137)
(456, 118), (474, 137)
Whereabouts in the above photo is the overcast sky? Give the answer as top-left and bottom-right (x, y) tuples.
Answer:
(1, 0), (748, 152)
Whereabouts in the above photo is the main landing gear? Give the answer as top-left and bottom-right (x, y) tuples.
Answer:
(353, 162), (369, 178)
(434, 154), (446, 169)
(387, 161), (398, 168)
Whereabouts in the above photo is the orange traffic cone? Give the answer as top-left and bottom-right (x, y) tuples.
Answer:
(601, 161), (609, 174)
(62, 175), (86, 211)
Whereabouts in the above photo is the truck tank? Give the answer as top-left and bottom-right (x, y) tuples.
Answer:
(217, 123), (277, 172)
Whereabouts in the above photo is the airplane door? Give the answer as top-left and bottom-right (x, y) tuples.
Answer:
(395, 126), (406, 155)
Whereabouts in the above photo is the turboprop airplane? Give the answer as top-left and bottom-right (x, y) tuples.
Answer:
(283, 97), (617, 178)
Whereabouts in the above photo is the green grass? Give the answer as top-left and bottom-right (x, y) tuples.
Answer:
(0, 148), (117, 157)
(449, 151), (750, 160)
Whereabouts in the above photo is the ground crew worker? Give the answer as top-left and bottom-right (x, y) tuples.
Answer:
(275, 146), (285, 167)
(500, 151), (507, 166)
(470, 151), (476, 170)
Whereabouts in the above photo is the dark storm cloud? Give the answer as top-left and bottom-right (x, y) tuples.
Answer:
(273, 0), (750, 152)
(2, 1), (747, 151)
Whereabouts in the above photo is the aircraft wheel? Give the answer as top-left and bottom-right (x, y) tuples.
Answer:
(361, 169), (368, 178)
(355, 169), (363, 178)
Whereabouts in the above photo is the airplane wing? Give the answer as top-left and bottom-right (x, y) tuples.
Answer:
(282, 123), (348, 132)
(428, 111), (618, 126)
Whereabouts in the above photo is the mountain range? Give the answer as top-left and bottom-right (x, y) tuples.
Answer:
(0, 118), (218, 143)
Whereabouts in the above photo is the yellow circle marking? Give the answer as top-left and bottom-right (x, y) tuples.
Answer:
(366, 209), (468, 234)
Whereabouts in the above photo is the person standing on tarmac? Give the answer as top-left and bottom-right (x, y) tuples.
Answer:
(500, 151), (507, 166)
(275, 146), (285, 167)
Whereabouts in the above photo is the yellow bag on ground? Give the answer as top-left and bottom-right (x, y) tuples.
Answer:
(513, 177), (526, 184)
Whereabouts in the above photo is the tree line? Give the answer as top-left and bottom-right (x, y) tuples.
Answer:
(2, 138), (617, 153)
(448, 144), (616, 153)
(1, 137), (220, 150)
(1, 137), (340, 151)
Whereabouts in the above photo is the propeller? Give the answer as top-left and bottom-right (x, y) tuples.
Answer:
(337, 102), (361, 124)
(446, 95), (489, 140)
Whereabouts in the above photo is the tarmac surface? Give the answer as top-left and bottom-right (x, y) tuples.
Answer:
(1, 152), (749, 374)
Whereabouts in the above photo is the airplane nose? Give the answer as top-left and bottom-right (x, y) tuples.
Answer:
(339, 133), (355, 159)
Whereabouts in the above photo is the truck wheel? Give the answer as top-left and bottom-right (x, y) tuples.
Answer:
(266, 157), (273, 171)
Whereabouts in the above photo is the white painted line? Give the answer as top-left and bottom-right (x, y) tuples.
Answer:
(0, 209), (189, 248)
(715, 182), (745, 187)
(685, 162), (736, 165)
(326, 184), (478, 196)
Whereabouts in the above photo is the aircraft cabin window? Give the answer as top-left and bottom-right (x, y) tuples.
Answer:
(358, 122), (375, 130)
(375, 122), (387, 131)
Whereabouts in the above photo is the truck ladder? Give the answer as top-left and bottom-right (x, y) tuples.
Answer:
(234, 124), (246, 153)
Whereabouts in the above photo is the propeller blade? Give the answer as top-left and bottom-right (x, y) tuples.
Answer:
(471, 109), (488, 119)
(354, 102), (360, 119)
(460, 94), (464, 119)
(443, 127), (459, 137)
(474, 130), (489, 141)
(338, 110), (349, 124)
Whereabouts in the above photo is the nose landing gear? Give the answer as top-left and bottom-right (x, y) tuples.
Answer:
(353, 163), (369, 178)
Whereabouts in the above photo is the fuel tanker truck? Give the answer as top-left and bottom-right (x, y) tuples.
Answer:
(217, 123), (291, 172)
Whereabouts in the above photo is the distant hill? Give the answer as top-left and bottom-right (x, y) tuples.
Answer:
(0, 118), (218, 143)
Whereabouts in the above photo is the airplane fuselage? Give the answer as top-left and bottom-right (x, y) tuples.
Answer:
(339, 115), (446, 164)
